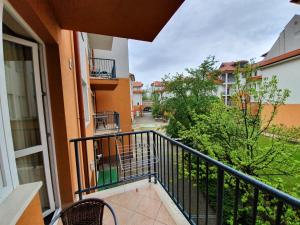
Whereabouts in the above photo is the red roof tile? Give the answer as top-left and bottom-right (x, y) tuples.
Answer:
(259, 48), (300, 67)
(151, 81), (163, 87)
(133, 81), (143, 87)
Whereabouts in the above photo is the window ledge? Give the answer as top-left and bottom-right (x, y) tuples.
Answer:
(0, 182), (42, 225)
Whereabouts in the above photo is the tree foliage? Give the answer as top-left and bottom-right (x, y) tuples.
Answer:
(180, 62), (300, 181)
(162, 56), (220, 137)
(169, 60), (300, 224)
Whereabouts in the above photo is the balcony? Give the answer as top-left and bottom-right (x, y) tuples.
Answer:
(89, 58), (118, 90)
(70, 131), (300, 225)
(94, 112), (120, 134)
(89, 58), (116, 79)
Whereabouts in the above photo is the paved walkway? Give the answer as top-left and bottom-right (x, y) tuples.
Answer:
(133, 112), (167, 132)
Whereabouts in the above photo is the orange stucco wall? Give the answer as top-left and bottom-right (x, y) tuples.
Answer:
(262, 104), (300, 127)
(94, 78), (133, 158)
(16, 194), (44, 225)
(96, 78), (133, 133)
(8, 0), (96, 207)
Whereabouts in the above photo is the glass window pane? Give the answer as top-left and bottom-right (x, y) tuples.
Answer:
(16, 152), (50, 211)
(3, 40), (41, 150)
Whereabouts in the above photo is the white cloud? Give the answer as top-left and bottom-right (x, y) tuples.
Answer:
(129, 0), (300, 84)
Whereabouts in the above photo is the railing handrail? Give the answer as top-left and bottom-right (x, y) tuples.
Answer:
(93, 111), (119, 116)
(151, 130), (300, 208)
(89, 57), (116, 79)
(89, 57), (116, 62)
(70, 130), (149, 142)
(70, 130), (300, 208)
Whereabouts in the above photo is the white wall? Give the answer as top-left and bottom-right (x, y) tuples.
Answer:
(93, 37), (129, 78)
(261, 57), (300, 104)
(78, 32), (91, 124)
(79, 32), (89, 82)
(265, 15), (300, 60)
(133, 94), (142, 106)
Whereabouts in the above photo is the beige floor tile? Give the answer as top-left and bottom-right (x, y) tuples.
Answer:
(127, 212), (155, 225)
(156, 204), (176, 225)
(137, 186), (160, 201)
(105, 193), (123, 204)
(103, 202), (134, 225)
(135, 195), (162, 219)
(111, 190), (143, 211)
(153, 221), (167, 225)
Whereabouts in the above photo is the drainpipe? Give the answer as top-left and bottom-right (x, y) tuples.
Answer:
(73, 31), (90, 191)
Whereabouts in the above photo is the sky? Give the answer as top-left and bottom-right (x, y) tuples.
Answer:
(128, 0), (300, 86)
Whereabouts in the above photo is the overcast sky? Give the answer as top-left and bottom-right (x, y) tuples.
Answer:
(128, 0), (299, 86)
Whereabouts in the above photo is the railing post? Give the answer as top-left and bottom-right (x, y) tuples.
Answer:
(153, 132), (157, 184)
(216, 168), (224, 225)
(112, 59), (116, 78)
(147, 131), (151, 182)
(74, 141), (83, 200)
(117, 112), (120, 131)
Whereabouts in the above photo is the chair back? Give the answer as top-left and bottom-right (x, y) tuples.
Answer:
(60, 198), (105, 225)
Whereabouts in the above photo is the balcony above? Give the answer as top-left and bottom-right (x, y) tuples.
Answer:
(94, 112), (120, 134)
(89, 58), (118, 90)
(90, 58), (116, 79)
(247, 75), (262, 82)
(90, 78), (119, 91)
(48, 0), (184, 42)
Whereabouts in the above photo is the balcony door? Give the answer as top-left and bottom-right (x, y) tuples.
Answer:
(1, 34), (55, 214)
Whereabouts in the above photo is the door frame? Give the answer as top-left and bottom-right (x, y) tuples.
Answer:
(2, 34), (55, 216)
(2, 0), (62, 213)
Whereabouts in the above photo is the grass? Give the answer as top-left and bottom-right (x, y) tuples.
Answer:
(258, 136), (300, 196)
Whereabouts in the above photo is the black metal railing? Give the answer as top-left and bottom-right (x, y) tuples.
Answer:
(94, 112), (120, 133)
(89, 58), (116, 79)
(70, 130), (300, 225)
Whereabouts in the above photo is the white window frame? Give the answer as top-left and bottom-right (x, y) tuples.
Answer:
(0, 104), (14, 203)
(0, 1), (18, 203)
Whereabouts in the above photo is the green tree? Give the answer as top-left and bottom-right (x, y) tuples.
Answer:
(162, 56), (220, 137)
(151, 92), (163, 118)
(179, 62), (300, 224)
(180, 62), (299, 179)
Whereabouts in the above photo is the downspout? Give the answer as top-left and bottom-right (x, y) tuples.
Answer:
(73, 31), (90, 191)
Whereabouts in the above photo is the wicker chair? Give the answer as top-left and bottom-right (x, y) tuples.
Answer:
(50, 198), (118, 225)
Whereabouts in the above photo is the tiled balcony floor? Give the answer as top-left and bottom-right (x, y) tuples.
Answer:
(102, 185), (176, 225)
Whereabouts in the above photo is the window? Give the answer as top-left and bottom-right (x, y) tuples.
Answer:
(82, 80), (90, 124)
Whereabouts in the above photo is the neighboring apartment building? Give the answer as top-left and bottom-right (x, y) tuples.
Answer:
(0, 1), (183, 224)
(151, 80), (171, 100)
(216, 60), (248, 106)
(259, 15), (300, 127)
(132, 81), (143, 117)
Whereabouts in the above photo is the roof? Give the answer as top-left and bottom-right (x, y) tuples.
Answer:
(290, 0), (300, 4)
(151, 81), (163, 87)
(219, 62), (236, 72)
(259, 48), (300, 67)
(219, 60), (248, 72)
(133, 81), (143, 87)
